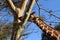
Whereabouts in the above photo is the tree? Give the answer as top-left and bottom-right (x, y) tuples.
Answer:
(0, 0), (60, 40)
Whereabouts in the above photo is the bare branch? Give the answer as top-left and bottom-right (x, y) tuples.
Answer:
(6, 0), (16, 11)
(20, 0), (28, 10)
(14, 0), (29, 17)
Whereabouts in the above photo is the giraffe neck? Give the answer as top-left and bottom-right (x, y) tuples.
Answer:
(19, 13), (60, 40)
(32, 17), (60, 40)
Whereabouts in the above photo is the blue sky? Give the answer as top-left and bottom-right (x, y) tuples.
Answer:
(0, 0), (60, 40)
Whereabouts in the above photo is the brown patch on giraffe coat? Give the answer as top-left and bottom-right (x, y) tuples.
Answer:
(59, 37), (60, 40)
(43, 25), (47, 28)
(47, 27), (52, 31)
(53, 30), (59, 37)
(47, 31), (52, 36)
(43, 28), (47, 32)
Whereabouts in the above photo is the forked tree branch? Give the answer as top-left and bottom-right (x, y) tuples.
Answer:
(6, 0), (28, 17)
(16, 0), (35, 40)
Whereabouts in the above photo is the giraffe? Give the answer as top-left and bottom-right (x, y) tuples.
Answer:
(19, 12), (60, 40)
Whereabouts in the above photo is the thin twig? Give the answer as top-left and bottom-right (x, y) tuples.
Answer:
(6, 0), (16, 11)
(35, 0), (40, 17)
(40, 7), (60, 19)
